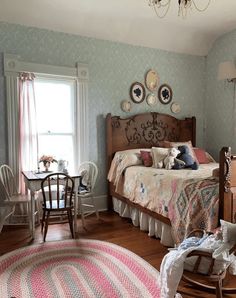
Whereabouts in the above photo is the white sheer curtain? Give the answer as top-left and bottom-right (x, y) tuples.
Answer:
(19, 72), (38, 193)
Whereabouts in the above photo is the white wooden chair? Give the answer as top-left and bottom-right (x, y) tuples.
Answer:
(78, 161), (99, 227)
(0, 164), (38, 230)
(0, 205), (14, 233)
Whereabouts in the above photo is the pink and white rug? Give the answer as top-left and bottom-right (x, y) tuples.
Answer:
(0, 239), (160, 297)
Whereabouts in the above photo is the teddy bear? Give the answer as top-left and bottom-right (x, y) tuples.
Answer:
(163, 147), (185, 170)
(173, 145), (199, 170)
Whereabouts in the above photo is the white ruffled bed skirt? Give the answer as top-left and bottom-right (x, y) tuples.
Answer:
(112, 197), (174, 247)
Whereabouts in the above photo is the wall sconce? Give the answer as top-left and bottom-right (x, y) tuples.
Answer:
(218, 61), (236, 139)
(217, 61), (236, 82)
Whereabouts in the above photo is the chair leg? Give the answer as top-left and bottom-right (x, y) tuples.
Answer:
(41, 210), (46, 232)
(79, 198), (85, 228)
(215, 280), (223, 298)
(67, 210), (74, 239)
(43, 211), (50, 242)
(92, 196), (99, 219)
(35, 198), (40, 224)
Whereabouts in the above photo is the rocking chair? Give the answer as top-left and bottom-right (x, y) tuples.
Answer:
(181, 229), (236, 298)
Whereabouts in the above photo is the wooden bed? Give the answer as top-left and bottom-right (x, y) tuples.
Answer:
(106, 112), (236, 241)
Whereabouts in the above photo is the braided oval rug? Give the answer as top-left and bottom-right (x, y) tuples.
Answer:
(0, 239), (160, 298)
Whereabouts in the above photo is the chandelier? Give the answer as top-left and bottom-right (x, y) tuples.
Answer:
(148, 0), (211, 18)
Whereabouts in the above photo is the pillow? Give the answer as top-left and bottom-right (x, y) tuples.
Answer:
(206, 152), (216, 163)
(163, 140), (198, 165)
(108, 150), (143, 183)
(193, 148), (209, 164)
(212, 168), (219, 177)
(151, 147), (169, 168)
(140, 150), (153, 167)
(116, 148), (148, 155)
(220, 219), (236, 244)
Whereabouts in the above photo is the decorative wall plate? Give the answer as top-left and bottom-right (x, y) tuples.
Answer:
(146, 93), (157, 106)
(145, 69), (159, 91)
(171, 102), (181, 114)
(130, 82), (146, 103)
(158, 84), (173, 104)
(121, 100), (132, 112)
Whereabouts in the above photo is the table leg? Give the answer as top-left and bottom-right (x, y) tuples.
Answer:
(73, 178), (79, 237)
(30, 190), (35, 239)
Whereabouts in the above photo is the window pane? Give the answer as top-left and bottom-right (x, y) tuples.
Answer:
(35, 79), (74, 134)
(38, 135), (74, 172)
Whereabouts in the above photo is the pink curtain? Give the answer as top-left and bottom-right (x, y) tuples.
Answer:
(19, 72), (38, 193)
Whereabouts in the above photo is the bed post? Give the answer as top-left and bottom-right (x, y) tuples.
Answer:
(191, 116), (196, 147)
(219, 147), (236, 223)
(106, 113), (113, 210)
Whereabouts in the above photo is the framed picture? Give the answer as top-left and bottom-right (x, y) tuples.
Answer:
(146, 93), (157, 106)
(171, 102), (181, 114)
(121, 100), (132, 112)
(158, 84), (173, 104)
(130, 82), (146, 103)
(145, 69), (159, 92)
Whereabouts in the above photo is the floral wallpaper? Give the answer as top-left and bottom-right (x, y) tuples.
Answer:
(206, 29), (236, 160)
(0, 22), (206, 196)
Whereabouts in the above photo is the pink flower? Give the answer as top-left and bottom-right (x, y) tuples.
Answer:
(39, 155), (57, 163)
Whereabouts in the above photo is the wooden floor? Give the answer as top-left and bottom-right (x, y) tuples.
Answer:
(0, 211), (236, 298)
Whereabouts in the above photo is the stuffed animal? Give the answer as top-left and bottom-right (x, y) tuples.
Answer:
(173, 145), (199, 170)
(163, 147), (185, 170)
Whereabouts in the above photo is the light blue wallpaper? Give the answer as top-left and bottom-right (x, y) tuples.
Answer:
(206, 29), (236, 160)
(0, 22), (206, 196)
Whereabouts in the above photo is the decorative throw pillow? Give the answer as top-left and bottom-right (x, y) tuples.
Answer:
(212, 168), (219, 177)
(140, 150), (153, 167)
(163, 140), (199, 165)
(151, 147), (169, 168)
(220, 219), (236, 244)
(193, 148), (209, 164)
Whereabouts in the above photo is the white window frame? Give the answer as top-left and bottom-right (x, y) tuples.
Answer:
(35, 75), (77, 171)
(4, 54), (89, 179)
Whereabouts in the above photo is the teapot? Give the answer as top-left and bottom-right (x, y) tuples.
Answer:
(57, 159), (69, 173)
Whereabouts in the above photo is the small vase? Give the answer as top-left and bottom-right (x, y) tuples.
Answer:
(44, 161), (51, 172)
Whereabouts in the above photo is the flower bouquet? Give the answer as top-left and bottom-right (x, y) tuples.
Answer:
(39, 155), (57, 172)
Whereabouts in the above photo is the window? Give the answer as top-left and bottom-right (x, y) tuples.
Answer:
(34, 77), (77, 172)
(4, 54), (89, 187)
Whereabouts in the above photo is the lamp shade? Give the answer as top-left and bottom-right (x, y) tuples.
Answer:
(217, 61), (236, 81)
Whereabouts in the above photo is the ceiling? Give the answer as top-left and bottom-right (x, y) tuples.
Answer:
(0, 0), (236, 56)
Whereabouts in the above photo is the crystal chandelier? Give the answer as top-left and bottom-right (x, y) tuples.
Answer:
(148, 0), (211, 18)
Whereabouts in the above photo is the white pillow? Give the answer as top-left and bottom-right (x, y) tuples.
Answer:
(220, 219), (236, 244)
(151, 147), (169, 168)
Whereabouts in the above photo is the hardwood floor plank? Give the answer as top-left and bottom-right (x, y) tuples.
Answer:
(0, 211), (235, 298)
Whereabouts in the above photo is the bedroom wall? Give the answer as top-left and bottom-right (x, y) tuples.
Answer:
(0, 22), (206, 199)
(205, 29), (236, 160)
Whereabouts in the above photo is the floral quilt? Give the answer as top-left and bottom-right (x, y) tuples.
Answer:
(108, 151), (219, 243)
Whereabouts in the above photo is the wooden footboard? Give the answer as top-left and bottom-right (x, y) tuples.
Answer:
(219, 147), (236, 223)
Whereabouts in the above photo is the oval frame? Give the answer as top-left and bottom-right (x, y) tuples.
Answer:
(121, 100), (132, 112)
(171, 102), (181, 114)
(158, 84), (173, 105)
(145, 69), (159, 91)
(130, 82), (146, 104)
(146, 93), (157, 106)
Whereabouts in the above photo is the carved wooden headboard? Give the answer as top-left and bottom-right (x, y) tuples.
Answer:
(106, 112), (196, 168)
